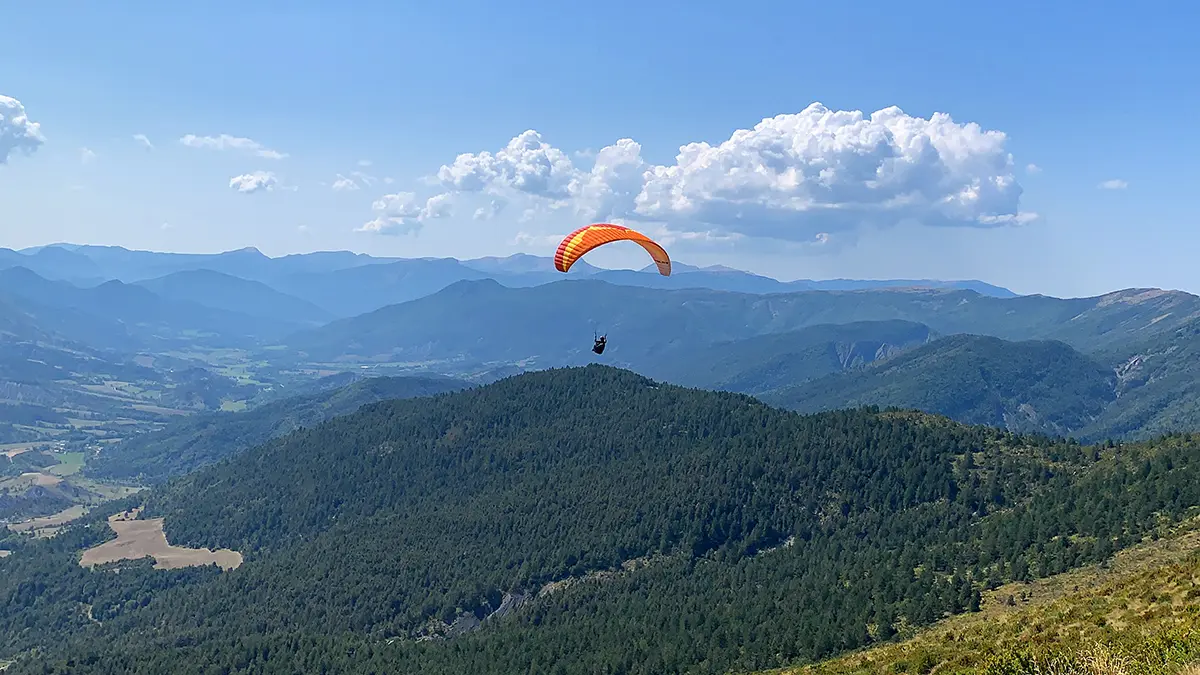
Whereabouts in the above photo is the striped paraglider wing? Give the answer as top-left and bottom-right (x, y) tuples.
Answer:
(553, 223), (672, 277)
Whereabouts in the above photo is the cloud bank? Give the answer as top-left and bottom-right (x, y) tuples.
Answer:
(421, 102), (1035, 244)
(0, 95), (45, 164)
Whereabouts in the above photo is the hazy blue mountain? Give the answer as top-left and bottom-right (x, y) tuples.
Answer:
(0, 266), (296, 351)
(20, 244), (1022, 313)
(134, 269), (332, 327)
(269, 258), (498, 317)
(0, 246), (106, 285)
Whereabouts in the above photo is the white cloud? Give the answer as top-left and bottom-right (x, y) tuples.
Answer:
(80, 147), (96, 164)
(437, 129), (579, 199)
(229, 171), (279, 193)
(427, 102), (1035, 245)
(1098, 178), (1128, 190)
(383, 177), (395, 185)
(355, 192), (452, 235)
(357, 159), (372, 167)
(160, 222), (173, 230)
(134, 134), (154, 150)
(180, 134), (287, 159)
(332, 174), (360, 191)
(1026, 163), (1041, 173)
(0, 95), (45, 164)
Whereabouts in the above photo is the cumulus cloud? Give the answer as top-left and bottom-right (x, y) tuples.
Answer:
(426, 102), (1035, 244)
(355, 192), (453, 235)
(134, 134), (154, 150)
(1026, 163), (1041, 173)
(437, 129), (578, 199)
(80, 147), (96, 164)
(181, 134), (287, 159)
(0, 95), (45, 164)
(229, 171), (279, 193)
(1098, 179), (1128, 190)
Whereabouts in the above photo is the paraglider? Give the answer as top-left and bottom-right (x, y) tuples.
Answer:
(554, 223), (671, 356)
(553, 223), (671, 277)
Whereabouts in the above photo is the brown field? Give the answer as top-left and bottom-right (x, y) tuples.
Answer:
(17, 471), (63, 487)
(1, 443), (40, 458)
(79, 510), (243, 571)
(7, 505), (88, 533)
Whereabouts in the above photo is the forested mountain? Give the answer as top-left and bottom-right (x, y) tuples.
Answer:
(3, 366), (1199, 674)
(761, 335), (1119, 437)
(647, 319), (936, 392)
(86, 374), (468, 483)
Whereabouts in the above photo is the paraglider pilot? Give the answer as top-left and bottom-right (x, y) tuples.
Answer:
(592, 334), (607, 355)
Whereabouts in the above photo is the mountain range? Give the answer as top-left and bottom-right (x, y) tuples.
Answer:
(2, 243), (1200, 446)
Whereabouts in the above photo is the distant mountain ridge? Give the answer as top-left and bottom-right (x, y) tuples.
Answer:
(5, 244), (1019, 317)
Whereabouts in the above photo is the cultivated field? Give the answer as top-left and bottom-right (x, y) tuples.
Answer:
(79, 509), (243, 570)
(7, 505), (87, 534)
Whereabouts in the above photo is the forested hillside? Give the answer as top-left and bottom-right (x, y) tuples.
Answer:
(762, 335), (1118, 437)
(3, 366), (1199, 674)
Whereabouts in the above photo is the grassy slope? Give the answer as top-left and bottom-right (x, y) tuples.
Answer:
(771, 518), (1200, 675)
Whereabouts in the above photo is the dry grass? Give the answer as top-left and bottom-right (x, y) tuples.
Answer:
(766, 519), (1200, 675)
(79, 509), (243, 571)
(7, 505), (88, 533)
(16, 471), (62, 487)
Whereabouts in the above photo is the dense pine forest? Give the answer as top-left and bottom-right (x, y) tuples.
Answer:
(2, 366), (1199, 673)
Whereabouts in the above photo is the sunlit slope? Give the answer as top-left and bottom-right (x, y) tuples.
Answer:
(769, 518), (1200, 675)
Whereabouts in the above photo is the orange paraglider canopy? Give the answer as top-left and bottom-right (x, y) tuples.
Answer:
(553, 223), (671, 277)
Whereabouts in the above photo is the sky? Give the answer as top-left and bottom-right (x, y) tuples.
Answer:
(1, 0), (1196, 297)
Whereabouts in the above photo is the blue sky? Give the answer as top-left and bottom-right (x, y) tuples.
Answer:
(1, 0), (1196, 297)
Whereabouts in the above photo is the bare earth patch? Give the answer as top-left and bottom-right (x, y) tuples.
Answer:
(80, 509), (243, 571)
(18, 472), (62, 487)
(7, 505), (88, 534)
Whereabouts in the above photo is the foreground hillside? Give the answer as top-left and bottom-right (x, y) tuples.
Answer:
(3, 367), (1200, 674)
(775, 516), (1200, 674)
